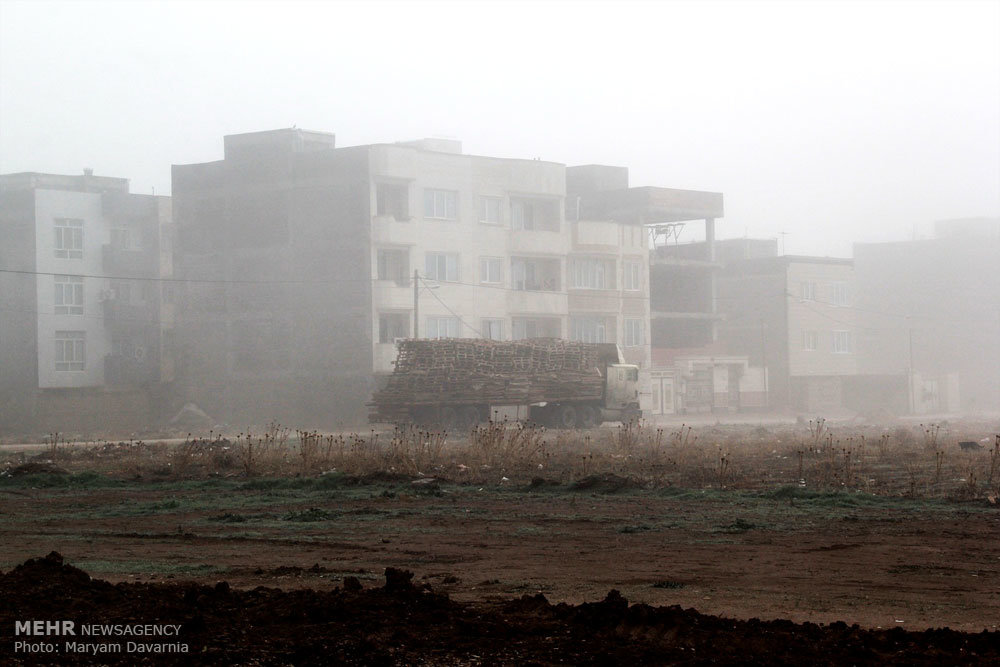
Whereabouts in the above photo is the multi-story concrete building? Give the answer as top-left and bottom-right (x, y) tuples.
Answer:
(171, 129), (667, 427)
(716, 255), (858, 413)
(0, 171), (172, 433)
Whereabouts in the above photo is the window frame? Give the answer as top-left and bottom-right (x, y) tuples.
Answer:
(801, 281), (816, 301)
(376, 182), (410, 219)
(570, 316), (609, 344)
(831, 281), (850, 307)
(624, 317), (645, 347)
(376, 247), (410, 284)
(54, 330), (86, 371)
(481, 318), (504, 341)
(54, 218), (84, 259)
(423, 189), (458, 220)
(832, 330), (852, 354)
(478, 196), (502, 225)
(426, 316), (460, 339)
(570, 258), (615, 290)
(54, 275), (84, 315)
(802, 330), (818, 351)
(424, 252), (460, 282)
(623, 260), (642, 291)
(378, 312), (410, 344)
(479, 256), (503, 284)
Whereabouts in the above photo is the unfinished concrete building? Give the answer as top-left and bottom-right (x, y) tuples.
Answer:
(569, 174), (728, 415)
(0, 171), (172, 433)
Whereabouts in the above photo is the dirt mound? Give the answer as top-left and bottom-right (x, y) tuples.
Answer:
(570, 473), (643, 493)
(1, 555), (997, 665)
(3, 461), (70, 477)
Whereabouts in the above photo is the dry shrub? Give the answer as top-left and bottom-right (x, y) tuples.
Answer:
(470, 418), (546, 473)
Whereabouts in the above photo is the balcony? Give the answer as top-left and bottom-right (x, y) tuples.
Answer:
(507, 289), (566, 314)
(372, 282), (414, 310)
(102, 298), (152, 331)
(102, 244), (153, 277)
(509, 229), (569, 255)
(372, 215), (419, 246)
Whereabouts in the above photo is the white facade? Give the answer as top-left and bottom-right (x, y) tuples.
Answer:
(366, 143), (652, 385)
(33, 188), (111, 388)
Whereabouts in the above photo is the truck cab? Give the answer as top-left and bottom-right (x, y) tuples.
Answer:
(604, 363), (641, 414)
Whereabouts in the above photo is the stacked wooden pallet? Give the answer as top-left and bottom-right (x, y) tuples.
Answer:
(370, 338), (605, 419)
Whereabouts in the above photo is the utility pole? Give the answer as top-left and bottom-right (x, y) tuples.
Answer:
(413, 269), (419, 338)
(760, 319), (768, 409)
(908, 326), (915, 414)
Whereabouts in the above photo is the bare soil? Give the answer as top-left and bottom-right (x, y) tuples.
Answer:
(0, 472), (999, 663)
(1, 552), (998, 665)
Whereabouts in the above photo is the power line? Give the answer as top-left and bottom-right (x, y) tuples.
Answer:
(418, 276), (484, 338)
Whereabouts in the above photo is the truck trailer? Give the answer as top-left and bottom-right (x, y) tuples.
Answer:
(368, 338), (641, 429)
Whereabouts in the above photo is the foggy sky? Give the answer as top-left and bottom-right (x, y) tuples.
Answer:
(1, 0), (997, 257)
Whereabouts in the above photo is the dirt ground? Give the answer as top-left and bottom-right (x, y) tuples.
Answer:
(1, 469), (999, 664)
(3, 551), (999, 665)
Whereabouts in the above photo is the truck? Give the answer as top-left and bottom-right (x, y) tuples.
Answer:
(368, 338), (641, 430)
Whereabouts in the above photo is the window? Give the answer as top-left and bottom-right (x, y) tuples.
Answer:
(570, 258), (615, 289)
(512, 317), (560, 340)
(511, 258), (560, 291)
(378, 313), (410, 344)
(511, 198), (559, 231)
(423, 189), (457, 220)
(110, 226), (141, 251)
(624, 318), (645, 347)
(833, 330), (852, 354)
(801, 281), (816, 301)
(624, 260), (642, 291)
(377, 248), (410, 284)
(54, 275), (83, 315)
(425, 253), (459, 282)
(570, 316), (608, 343)
(479, 196), (501, 224)
(479, 257), (503, 284)
(426, 316), (459, 339)
(54, 331), (85, 371)
(54, 219), (83, 258)
(803, 330), (818, 351)
(376, 183), (409, 219)
(831, 282), (850, 307)
(481, 318), (504, 340)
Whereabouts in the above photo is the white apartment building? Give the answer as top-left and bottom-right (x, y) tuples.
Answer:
(367, 141), (651, 380)
(0, 171), (171, 433)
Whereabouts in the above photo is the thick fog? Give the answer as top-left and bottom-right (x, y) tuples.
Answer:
(0, 0), (998, 434)
(1, 0), (997, 257)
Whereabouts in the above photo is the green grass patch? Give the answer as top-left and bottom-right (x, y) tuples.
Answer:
(283, 507), (336, 522)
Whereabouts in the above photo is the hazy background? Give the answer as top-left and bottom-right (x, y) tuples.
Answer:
(1, 0), (997, 257)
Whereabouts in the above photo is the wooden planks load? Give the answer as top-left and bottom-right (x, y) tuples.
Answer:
(370, 338), (605, 419)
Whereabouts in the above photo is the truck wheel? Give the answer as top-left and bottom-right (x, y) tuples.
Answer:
(439, 406), (459, 431)
(459, 406), (481, 431)
(554, 404), (577, 429)
(576, 405), (598, 429)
